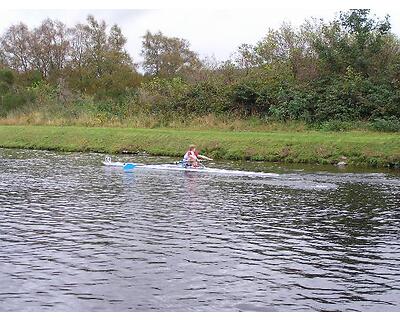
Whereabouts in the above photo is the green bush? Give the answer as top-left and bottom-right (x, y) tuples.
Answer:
(316, 120), (369, 131)
(185, 80), (231, 115)
(0, 69), (14, 85)
(231, 81), (261, 114)
(0, 93), (27, 116)
(268, 86), (312, 121)
(0, 82), (10, 95)
(26, 81), (58, 106)
(137, 77), (189, 114)
(371, 117), (400, 132)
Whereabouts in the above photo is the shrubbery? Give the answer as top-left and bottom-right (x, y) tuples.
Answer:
(371, 117), (400, 132)
(0, 10), (399, 131)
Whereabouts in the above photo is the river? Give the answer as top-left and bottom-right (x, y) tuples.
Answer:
(0, 148), (399, 311)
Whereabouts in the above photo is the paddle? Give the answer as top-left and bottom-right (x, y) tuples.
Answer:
(123, 163), (137, 170)
(197, 155), (213, 161)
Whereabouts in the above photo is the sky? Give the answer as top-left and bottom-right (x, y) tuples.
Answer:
(1, 3), (400, 66)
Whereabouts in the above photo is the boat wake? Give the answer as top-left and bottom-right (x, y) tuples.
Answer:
(102, 157), (339, 190)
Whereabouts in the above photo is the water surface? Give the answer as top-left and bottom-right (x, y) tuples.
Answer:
(0, 148), (399, 311)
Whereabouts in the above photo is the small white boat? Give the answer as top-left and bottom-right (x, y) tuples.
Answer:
(102, 156), (205, 171)
(102, 156), (281, 178)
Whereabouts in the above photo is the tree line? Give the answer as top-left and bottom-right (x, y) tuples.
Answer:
(1, 9), (400, 130)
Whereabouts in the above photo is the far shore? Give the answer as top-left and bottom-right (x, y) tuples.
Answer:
(0, 125), (399, 168)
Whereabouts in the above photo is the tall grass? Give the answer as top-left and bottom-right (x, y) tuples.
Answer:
(0, 106), (310, 131)
(0, 91), (397, 132)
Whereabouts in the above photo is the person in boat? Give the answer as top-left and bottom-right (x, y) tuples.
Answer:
(183, 145), (212, 167)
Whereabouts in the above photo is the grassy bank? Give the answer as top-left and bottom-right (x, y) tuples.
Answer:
(0, 125), (399, 167)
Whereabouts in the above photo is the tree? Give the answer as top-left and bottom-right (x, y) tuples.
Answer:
(251, 21), (319, 81)
(313, 9), (392, 77)
(0, 23), (32, 72)
(0, 19), (70, 81)
(141, 31), (201, 77)
(67, 15), (138, 98)
(233, 43), (258, 74)
(30, 19), (70, 79)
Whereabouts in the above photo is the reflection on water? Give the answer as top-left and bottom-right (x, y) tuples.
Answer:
(0, 148), (399, 311)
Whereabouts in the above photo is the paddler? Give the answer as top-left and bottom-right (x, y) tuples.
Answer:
(183, 144), (213, 167)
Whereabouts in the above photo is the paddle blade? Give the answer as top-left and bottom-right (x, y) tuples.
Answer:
(123, 163), (137, 171)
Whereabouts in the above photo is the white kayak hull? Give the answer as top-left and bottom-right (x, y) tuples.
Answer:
(102, 158), (281, 178)
(102, 161), (126, 167)
(103, 160), (205, 172)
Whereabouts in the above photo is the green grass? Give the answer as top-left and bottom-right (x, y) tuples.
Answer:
(0, 125), (399, 167)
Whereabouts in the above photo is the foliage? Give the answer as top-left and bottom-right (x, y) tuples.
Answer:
(0, 16), (140, 101)
(314, 9), (392, 77)
(0, 10), (399, 131)
(141, 31), (202, 78)
(0, 69), (14, 85)
(371, 117), (400, 132)
(0, 68), (35, 116)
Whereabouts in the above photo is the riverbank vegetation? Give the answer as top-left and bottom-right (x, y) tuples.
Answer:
(0, 125), (399, 167)
(0, 9), (399, 132)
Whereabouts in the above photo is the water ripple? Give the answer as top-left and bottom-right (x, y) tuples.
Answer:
(0, 148), (399, 311)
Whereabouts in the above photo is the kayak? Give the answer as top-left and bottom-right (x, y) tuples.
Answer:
(102, 156), (205, 171)
(102, 157), (281, 178)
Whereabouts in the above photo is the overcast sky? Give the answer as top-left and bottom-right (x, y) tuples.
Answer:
(1, 8), (400, 65)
